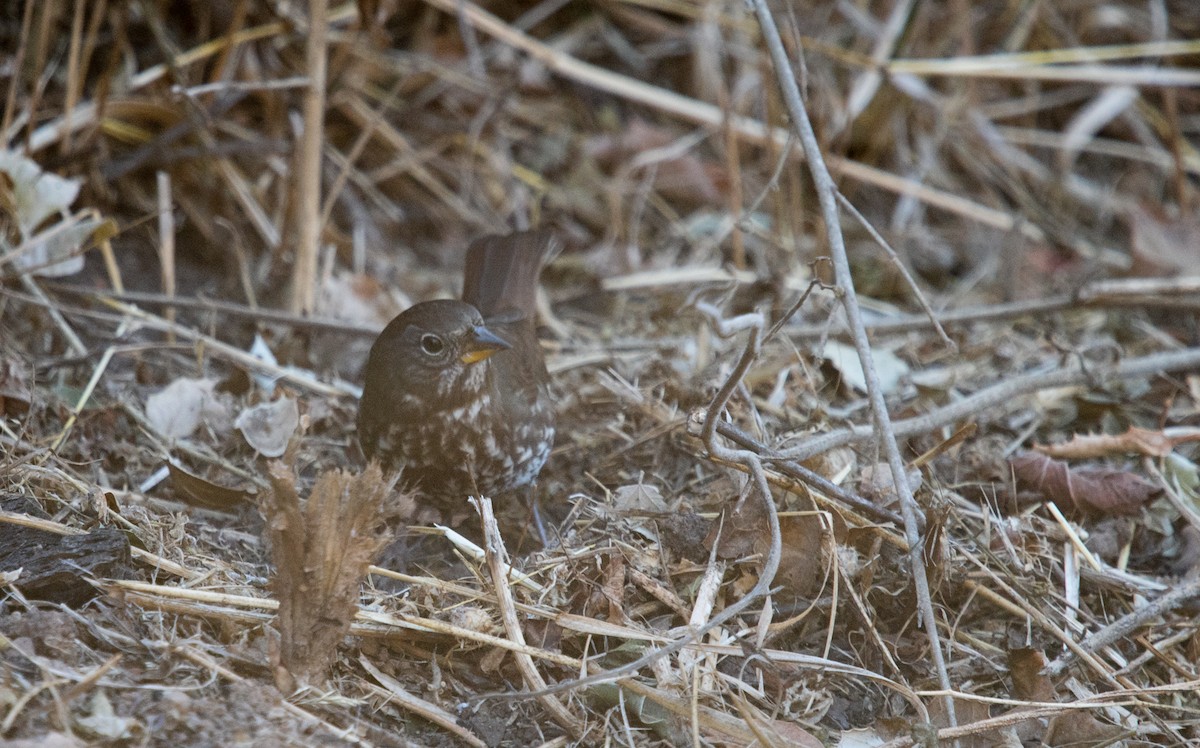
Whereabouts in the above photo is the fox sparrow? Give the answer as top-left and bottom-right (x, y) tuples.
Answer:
(357, 231), (557, 502)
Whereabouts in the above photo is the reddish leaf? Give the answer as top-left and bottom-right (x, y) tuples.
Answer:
(1008, 648), (1055, 702)
(1009, 451), (1160, 515)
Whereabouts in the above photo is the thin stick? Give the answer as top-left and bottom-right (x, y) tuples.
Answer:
(27, 11), (364, 153)
(95, 298), (353, 398)
(836, 192), (953, 349)
(707, 420), (904, 526)
(359, 663), (488, 748)
(748, 0), (957, 728)
(1042, 569), (1200, 679)
(48, 286), (380, 336)
(21, 0), (54, 149)
(839, 0), (916, 132)
(475, 497), (580, 737)
(156, 171), (176, 343)
(18, 275), (86, 356)
(48, 344), (116, 454)
(780, 347), (1200, 462)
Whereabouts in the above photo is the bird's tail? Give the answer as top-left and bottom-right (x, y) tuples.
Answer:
(461, 230), (558, 320)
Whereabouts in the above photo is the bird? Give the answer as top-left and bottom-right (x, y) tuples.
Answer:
(356, 230), (557, 505)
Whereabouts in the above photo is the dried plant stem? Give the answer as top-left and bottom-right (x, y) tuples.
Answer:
(28, 15), (315, 152)
(476, 497), (581, 737)
(60, 0), (87, 155)
(690, 303), (784, 657)
(51, 286), (379, 336)
(95, 298), (352, 397)
(263, 463), (394, 692)
(1147, 458), (1200, 534)
(51, 274), (1200, 345)
(416, 0), (1042, 240)
(17, 275), (85, 355)
(0, 0), (33, 141)
(1043, 569), (1200, 678)
(839, 0), (916, 131)
(707, 421), (904, 526)
(156, 171), (176, 342)
(47, 344), (116, 454)
(360, 658), (488, 748)
(783, 346), (1200, 462)
(291, 0), (328, 315)
(5, 283), (350, 396)
(174, 645), (369, 745)
(786, 275), (1200, 340)
(748, 0), (956, 730)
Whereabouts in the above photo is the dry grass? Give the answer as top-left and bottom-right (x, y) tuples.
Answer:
(2, 0), (1200, 745)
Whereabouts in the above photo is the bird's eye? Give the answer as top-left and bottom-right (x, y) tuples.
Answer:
(419, 334), (445, 356)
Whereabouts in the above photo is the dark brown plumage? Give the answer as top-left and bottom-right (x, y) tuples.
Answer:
(356, 231), (556, 501)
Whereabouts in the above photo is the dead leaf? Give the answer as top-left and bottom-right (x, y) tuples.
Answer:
(1007, 648), (1052, 745)
(835, 727), (888, 746)
(1009, 451), (1160, 515)
(0, 150), (79, 234)
(608, 482), (669, 513)
(235, 397), (300, 458)
(1168, 525), (1200, 575)
(766, 721), (824, 748)
(0, 150), (111, 277)
(0, 354), (32, 417)
(309, 272), (404, 379)
(1164, 452), (1200, 500)
(927, 695), (996, 748)
(821, 340), (909, 395)
(583, 683), (679, 742)
(166, 461), (255, 511)
(318, 271), (403, 324)
(75, 690), (137, 740)
(777, 512), (830, 602)
(705, 491), (770, 560)
(1044, 709), (1125, 747)
(857, 462), (922, 507)
(734, 692), (824, 748)
(1008, 648), (1055, 702)
(1034, 426), (1200, 459)
(145, 377), (232, 440)
(585, 119), (727, 207)
(1128, 203), (1200, 278)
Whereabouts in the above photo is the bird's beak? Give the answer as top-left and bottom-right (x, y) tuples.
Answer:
(460, 325), (511, 364)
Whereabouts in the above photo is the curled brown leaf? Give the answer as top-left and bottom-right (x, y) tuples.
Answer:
(1009, 451), (1160, 516)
